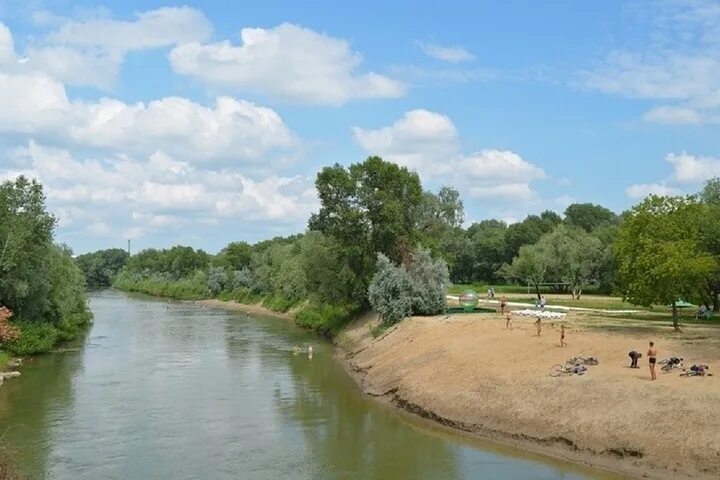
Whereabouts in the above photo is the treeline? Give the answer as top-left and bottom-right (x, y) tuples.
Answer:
(102, 156), (720, 333)
(0, 177), (91, 355)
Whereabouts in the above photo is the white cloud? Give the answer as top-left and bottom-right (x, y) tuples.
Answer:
(642, 105), (706, 124)
(4, 141), (318, 241)
(353, 109), (545, 201)
(0, 8), (211, 89)
(0, 73), (295, 163)
(625, 182), (682, 199)
(417, 42), (475, 63)
(581, 1), (720, 124)
(666, 151), (720, 183)
(169, 23), (405, 105)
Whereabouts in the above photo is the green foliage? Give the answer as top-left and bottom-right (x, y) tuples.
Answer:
(75, 248), (129, 288)
(295, 303), (356, 337)
(113, 270), (208, 299)
(0, 177), (90, 354)
(368, 249), (449, 325)
(564, 203), (618, 232)
(309, 156), (424, 304)
(615, 195), (716, 330)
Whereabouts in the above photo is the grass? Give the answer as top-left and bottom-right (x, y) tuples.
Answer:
(447, 283), (607, 296)
(0, 351), (10, 370)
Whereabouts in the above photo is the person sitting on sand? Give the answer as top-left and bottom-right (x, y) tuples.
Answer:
(628, 350), (642, 368)
(535, 317), (542, 336)
(500, 295), (508, 314)
(505, 312), (512, 330)
(648, 341), (657, 381)
(560, 324), (567, 347)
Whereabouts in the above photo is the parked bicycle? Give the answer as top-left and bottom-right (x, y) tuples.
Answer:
(566, 356), (599, 366)
(659, 356), (683, 371)
(550, 363), (587, 377)
(679, 364), (711, 377)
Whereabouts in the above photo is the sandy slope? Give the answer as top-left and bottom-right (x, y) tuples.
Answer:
(337, 312), (720, 480)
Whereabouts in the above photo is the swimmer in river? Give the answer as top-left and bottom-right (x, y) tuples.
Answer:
(307, 345), (313, 359)
(292, 345), (301, 355)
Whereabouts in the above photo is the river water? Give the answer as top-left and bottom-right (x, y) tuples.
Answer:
(0, 290), (621, 479)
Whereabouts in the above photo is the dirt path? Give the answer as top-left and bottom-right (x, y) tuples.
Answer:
(337, 311), (720, 480)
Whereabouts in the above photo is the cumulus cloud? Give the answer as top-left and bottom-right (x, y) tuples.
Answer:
(4, 142), (318, 241)
(169, 23), (405, 105)
(666, 151), (720, 183)
(625, 182), (682, 199)
(581, 1), (720, 124)
(353, 109), (545, 201)
(0, 8), (211, 89)
(417, 42), (475, 63)
(0, 72), (295, 163)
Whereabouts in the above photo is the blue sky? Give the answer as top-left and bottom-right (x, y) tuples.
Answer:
(1, 0), (719, 254)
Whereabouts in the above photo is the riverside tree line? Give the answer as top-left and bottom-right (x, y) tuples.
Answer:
(74, 157), (720, 333)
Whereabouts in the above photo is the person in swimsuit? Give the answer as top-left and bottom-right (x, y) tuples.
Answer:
(505, 312), (512, 330)
(535, 317), (542, 336)
(560, 324), (567, 347)
(500, 295), (508, 314)
(648, 341), (657, 380)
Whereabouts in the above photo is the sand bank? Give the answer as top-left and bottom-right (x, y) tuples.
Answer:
(336, 312), (720, 480)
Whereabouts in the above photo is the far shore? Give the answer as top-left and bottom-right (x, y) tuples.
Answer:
(197, 298), (294, 320)
(199, 297), (720, 480)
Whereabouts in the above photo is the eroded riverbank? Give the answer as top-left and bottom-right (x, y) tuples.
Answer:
(336, 312), (720, 480)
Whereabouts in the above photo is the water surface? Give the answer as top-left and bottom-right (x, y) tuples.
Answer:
(0, 290), (624, 479)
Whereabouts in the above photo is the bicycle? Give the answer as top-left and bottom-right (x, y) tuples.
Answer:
(659, 357), (683, 371)
(550, 363), (587, 377)
(679, 365), (712, 377)
(566, 356), (599, 366)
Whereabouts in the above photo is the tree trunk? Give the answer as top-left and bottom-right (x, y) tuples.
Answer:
(535, 283), (541, 300)
(714, 291), (719, 313)
(577, 287), (582, 300)
(672, 301), (680, 332)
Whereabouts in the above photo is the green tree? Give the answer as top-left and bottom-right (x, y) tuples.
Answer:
(615, 195), (716, 331)
(309, 157), (423, 304)
(564, 203), (617, 232)
(75, 248), (129, 288)
(498, 243), (551, 299)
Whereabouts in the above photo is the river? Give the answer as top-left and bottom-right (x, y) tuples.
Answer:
(0, 290), (622, 479)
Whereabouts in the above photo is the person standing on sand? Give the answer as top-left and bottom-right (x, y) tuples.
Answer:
(500, 295), (508, 314)
(535, 317), (542, 336)
(540, 295), (547, 311)
(505, 312), (512, 330)
(560, 324), (567, 347)
(648, 341), (657, 381)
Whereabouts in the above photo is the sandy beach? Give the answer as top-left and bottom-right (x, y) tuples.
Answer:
(337, 311), (720, 480)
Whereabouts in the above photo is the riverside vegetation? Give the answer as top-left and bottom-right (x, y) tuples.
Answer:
(102, 157), (720, 335)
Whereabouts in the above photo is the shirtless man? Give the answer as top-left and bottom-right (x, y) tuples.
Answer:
(505, 312), (512, 330)
(500, 295), (508, 314)
(535, 317), (542, 336)
(560, 324), (567, 347)
(647, 341), (658, 381)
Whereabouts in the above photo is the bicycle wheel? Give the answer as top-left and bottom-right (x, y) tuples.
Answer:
(550, 364), (565, 377)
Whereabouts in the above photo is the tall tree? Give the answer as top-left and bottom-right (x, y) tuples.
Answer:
(615, 195), (715, 331)
(309, 157), (423, 303)
(564, 203), (617, 232)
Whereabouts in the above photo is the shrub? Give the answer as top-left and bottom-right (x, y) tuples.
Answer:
(6, 323), (58, 355)
(295, 303), (356, 337)
(207, 266), (228, 296)
(368, 249), (450, 325)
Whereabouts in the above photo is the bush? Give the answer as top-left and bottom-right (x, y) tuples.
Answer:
(295, 303), (356, 337)
(261, 294), (297, 313)
(6, 323), (58, 355)
(207, 266), (228, 296)
(368, 249), (449, 325)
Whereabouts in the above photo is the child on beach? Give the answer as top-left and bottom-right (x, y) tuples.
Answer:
(505, 312), (512, 330)
(535, 317), (542, 336)
(560, 324), (567, 347)
(500, 295), (508, 314)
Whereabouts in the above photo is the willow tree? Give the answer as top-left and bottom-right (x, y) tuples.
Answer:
(614, 195), (716, 331)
